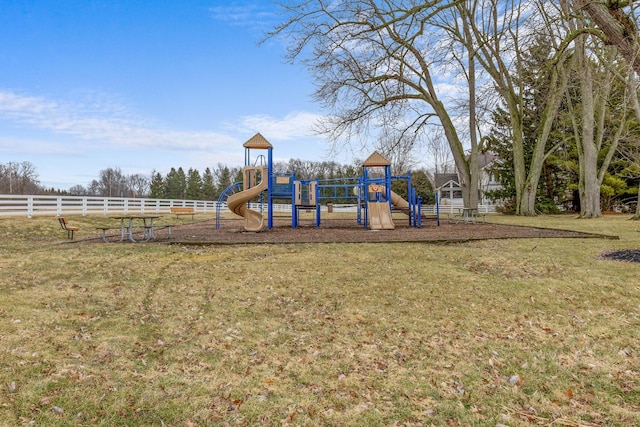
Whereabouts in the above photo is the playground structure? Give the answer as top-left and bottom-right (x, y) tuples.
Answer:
(226, 165), (268, 232)
(216, 133), (427, 232)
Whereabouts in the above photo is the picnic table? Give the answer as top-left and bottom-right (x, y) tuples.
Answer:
(448, 208), (487, 224)
(99, 215), (161, 243)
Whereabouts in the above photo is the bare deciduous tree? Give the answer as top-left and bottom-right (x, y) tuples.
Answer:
(128, 174), (149, 198)
(0, 161), (41, 194)
(565, 41), (627, 218)
(562, 0), (639, 217)
(425, 127), (454, 177)
(98, 167), (127, 197)
(622, 70), (640, 219)
(373, 125), (420, 175)
(456, 0), (574, 215)
(268, 0), (482, 208)
(573, 0), (640, 73)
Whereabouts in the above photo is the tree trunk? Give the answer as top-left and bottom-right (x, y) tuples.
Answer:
(466, 23), (480, 211)
(574, 29), (602, 218)
(574, 0), (640, 74)
(434, 99), (477, 209)
(502, 48), (570, 216)
(512, 69), (569, 217)
(627, 72), (640, 220)
(504, 95), (529, 215)
(520, 158), (545, 216)
(634, 184), (640, 220)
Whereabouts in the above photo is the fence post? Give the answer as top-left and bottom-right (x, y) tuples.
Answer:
(28, 196), (34, 218)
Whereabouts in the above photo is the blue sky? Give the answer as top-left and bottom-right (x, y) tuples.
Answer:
(0, 1), (341, 190)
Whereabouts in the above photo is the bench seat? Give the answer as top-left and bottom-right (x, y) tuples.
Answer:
(96, 226), (124, 243)
(446, 210), (488, 224)
(170, 207), (195, 219)
(97, 224), (173, 242)
(59, 217), (80, 240)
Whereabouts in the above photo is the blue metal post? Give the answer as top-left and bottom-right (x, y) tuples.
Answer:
(291, 173), (297, 228)
(362, 168), (369, 228)
(356, 176), (363, 225)
(315, 179), (321, 227)
(385, 165), (392, 209)
(436, 190), (440, 226)
(406, 172), (413, 226)
(268, 146), (273, 229)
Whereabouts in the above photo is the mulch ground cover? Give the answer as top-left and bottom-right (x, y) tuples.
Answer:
(165, 217), (615, 245)
(600, 249), (640, 262)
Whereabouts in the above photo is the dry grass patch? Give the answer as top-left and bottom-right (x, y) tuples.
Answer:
(0, 214), (639, 425)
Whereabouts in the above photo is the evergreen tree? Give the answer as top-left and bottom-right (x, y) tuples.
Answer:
(185, 168), (203, 200)
(149, 171), (166, 199)
(175, 167), (187, 199)
(214, 164), (234, 196)
(202, 167), (216, 200)
(165, 168), (181, 199)
(485, 32), (574, 214)
(411, 170), (435, 204)
(233, 168), (244, 185)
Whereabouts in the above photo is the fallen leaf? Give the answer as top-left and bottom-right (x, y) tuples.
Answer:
(509, 374), (523, 385)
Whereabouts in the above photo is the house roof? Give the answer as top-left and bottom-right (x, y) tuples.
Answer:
(361, 150), (391, 167)
(434, 173), (459, 188)
(243, 133), (273, 149)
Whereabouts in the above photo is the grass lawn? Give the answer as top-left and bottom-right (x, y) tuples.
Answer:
(1, 214), (639, 426)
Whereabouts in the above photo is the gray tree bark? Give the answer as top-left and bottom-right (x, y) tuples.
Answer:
(574, 0), (640, 74)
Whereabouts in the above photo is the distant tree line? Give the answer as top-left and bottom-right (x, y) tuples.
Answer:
(68, 167), (151, 198)
(146, 159), (434, 202)
(1, 159), (435, 204)
(0, 161), (42, 194)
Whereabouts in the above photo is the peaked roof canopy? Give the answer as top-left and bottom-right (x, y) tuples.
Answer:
(362, 150), (391, 167)
(434, 173), (459, 188)
(243, 132), (273, 149)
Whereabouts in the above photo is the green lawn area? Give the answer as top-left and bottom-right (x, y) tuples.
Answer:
(1, 214), (639, 426)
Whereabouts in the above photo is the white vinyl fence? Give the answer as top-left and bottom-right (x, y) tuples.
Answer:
(0, 195), (219, 218)
(424, 203), (497, 215)
(0, 194), (497, 218)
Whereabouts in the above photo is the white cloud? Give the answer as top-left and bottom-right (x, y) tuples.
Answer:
(237, 111), (324, 140)
(0, 90), (328, 154)
(209, 2), (277, 30)
(0, 89), (239, 151)
(0, 136), (74, 156)
(0, 89), (332, 179)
